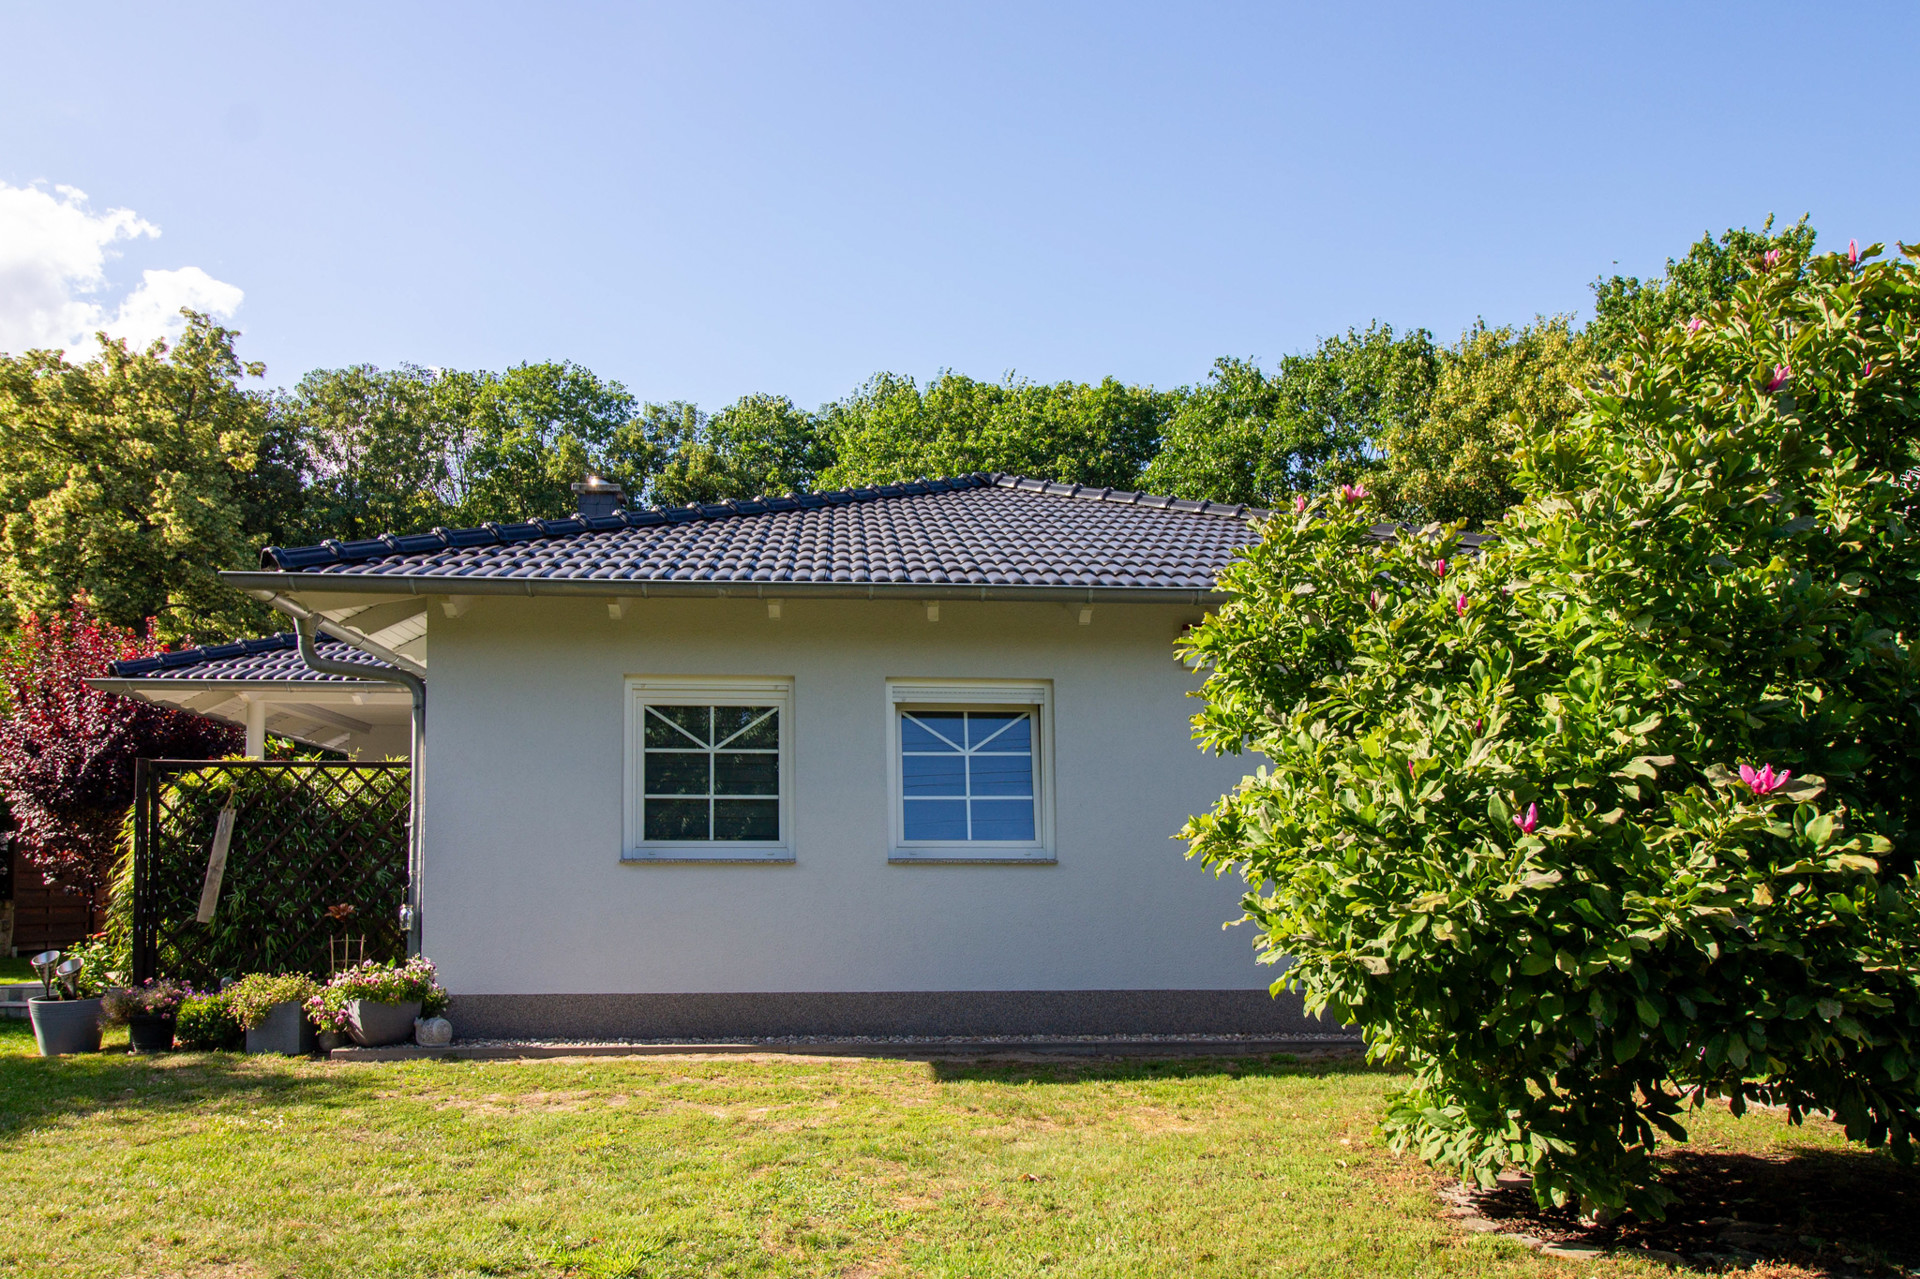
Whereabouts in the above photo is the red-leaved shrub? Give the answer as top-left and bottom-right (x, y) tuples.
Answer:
(0, 596), (239, 894)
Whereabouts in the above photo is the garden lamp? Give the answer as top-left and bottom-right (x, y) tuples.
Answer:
(54, 956), (83, 1000)
(29, 950), (61, 1000)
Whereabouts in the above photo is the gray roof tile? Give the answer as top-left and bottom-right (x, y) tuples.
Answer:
(258, 473), (1269, 590)
(106, 633), (394, 682)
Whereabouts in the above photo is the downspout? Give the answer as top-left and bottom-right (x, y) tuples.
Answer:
(294, 615), (427, 957)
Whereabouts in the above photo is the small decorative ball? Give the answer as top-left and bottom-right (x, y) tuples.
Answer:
(413, 1016), (453, 1047)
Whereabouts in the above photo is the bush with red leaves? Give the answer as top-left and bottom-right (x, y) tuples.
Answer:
(0, 596), (239, 894)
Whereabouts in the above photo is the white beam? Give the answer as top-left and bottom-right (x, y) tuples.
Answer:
(924, 602), (940, 622)
(439, 595), (476, 618)
(766, 599), (783, 620)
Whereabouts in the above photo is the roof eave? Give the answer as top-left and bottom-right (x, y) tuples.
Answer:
(218, 571), (1227, 607)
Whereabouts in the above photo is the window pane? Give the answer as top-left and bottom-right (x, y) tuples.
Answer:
(645, 752), (709, 795)
(970, 800), (1035, 841)
(714, 751), (778, 796)
(967, 712), (1029, 750)
(901, 713), (963, 751)
(645, 798), (708, 841)
(903, 799), (968, 841)
(716, 706), (778, 748)
(647, 705), (709, 747)
(713, 799), (779, 841)
(969, 753), (1032, 796)
(903, 752), (966, 796)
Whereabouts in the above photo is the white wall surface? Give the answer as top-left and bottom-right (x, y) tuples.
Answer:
(424, 596), (1268, 994)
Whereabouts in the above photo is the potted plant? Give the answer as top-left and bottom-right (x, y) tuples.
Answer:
(175, 989), (245, 1051)
(103, 978), (193, 1053)
(307, 956), (448, 1048)
(226, 973), (322, 1055)
(26, 949), (106, 1056)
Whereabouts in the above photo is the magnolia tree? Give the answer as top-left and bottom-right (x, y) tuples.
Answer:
(1179, 240), (1920, 1216)
(0, 596), (239, 895)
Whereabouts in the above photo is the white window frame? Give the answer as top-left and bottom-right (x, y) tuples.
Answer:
(623, 676), (794, 863)
(886, 679), (1053, 864)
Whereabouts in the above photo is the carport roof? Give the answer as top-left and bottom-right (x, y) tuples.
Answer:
(104, 632), (395, 683)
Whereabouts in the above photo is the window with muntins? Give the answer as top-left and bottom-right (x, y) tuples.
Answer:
(624, 678), (791, 860)
(900, 710), (1035, 841)
(643, 705), (780, 841)
(888, 680), (1051, 861)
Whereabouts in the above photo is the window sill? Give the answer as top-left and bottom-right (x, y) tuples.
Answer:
(622, 849), (794, 864)
(888, 850), (1056, 865)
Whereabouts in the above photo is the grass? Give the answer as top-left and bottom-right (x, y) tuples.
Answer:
(0, 1018), (1898, 1279)
(1, 955), (40, 981)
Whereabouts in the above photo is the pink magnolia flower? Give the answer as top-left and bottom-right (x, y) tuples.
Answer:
(1474, 717), (1484, 734)
(1455, 594), (1469, 616)
(1407, 761), (1417, 778)
(1513, 803), (1539, 835)
(1863, 362), (1877, 379)
(1686, 317), (1705, 334)
(1849, 239), (1861, 266)
(1762, 248), (1782, 270)
(1368, 588), (1381, 610)
(1765, 363), (1790, 392)
(1293, 495), (1309, 514)
(1739, 763), (1792, 796)
(1433, 558), (1449, 578)
(1337, 483), (1369, 504)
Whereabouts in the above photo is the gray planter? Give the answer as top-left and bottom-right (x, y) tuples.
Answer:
(346, 999), (421, 1047)
(245, 1002), (318, 1056)
(28, 997), (102, 1056)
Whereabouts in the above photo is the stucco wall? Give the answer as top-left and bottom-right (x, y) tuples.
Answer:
(423, 595), (1273, 1001)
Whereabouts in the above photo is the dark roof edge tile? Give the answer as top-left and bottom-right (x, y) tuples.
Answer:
(104, 631), (389, 679)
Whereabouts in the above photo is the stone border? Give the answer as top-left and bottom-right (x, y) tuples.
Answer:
(329, 1035), (1359, 1063)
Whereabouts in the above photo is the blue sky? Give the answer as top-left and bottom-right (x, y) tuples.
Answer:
(4, 2), (1915, 408)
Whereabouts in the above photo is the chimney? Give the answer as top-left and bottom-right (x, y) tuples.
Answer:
(572, 475), (624, 518)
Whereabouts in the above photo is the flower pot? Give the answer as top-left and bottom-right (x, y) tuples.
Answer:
(245, 1002), (319, 1056)
(345, 999), (421, 1047)
(28, 997), (102, 1056)
(127, 1014), (176, 1054)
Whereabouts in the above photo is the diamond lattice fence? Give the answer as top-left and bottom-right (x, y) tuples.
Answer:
(132, 760), (410, 984)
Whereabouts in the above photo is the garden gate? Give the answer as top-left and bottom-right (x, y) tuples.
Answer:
(130, 759), (411, 985)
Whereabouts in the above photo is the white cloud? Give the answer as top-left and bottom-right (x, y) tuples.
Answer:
(0, 181), (243, 357)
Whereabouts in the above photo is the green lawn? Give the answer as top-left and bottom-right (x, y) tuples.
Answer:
(0, 1017), (1892, 1279)
(1, 955), (40, 981)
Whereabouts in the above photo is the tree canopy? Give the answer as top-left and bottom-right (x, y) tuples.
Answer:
(0, 315), (288, 641)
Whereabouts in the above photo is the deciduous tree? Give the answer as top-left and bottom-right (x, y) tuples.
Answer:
(1145, 325), (1436, 507)
(0, 312), (290, 642)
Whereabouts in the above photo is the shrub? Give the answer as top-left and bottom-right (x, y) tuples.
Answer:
(174, 990), (243, 1050)
(1179, 240), (1920, 1217)
(0, 596), (239, 895)
(306, 956), (448, 1033)
(223, 972), (322, 1031)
